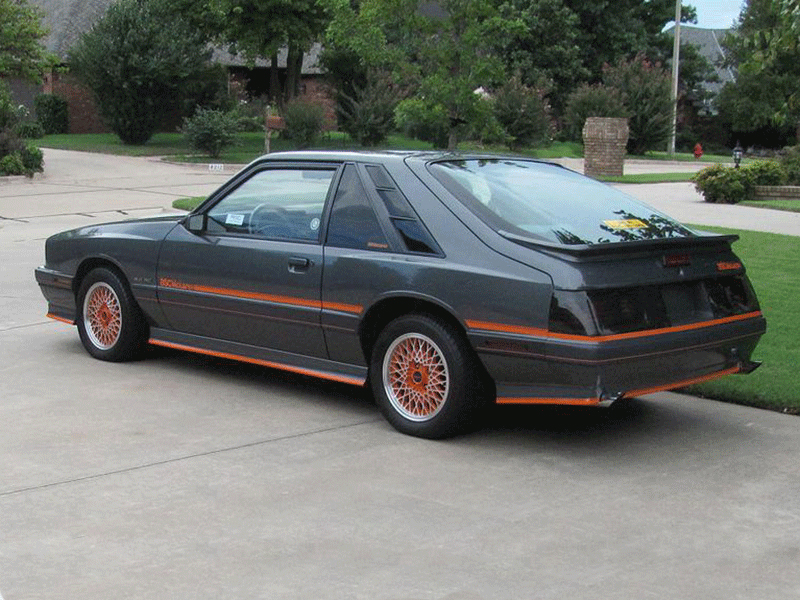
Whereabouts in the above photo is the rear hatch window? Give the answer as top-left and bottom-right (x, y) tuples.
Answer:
(428, 159), (697, 246)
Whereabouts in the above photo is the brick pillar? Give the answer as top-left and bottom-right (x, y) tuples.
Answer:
(582, 117), (628, 178)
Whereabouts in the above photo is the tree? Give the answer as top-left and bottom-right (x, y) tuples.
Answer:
(493, 0), (587, 113)
(173, 0), (330, 105)
(564, 1), (697, 81)
(719, 0), (800, 142)
(328, 0), (509, 150)
(603, 54), (672, 155)
(70, 0), (219, 145)
(0, 0), (53, 81)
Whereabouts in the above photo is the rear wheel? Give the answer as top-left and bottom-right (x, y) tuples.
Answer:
(77, 267), (148, 362)
(370, 314), (487, 439)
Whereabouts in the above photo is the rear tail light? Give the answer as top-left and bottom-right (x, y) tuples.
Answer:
(549, 275), (760, 337)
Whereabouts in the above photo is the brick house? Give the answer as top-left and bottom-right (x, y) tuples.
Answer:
(12, 0), (331, 134)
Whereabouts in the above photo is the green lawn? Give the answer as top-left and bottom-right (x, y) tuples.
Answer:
(642, 150), (739, 163)
(683, 225), (799, 413)
(740, 199), (800, 213)
(599, 172), (696, 183)
(40, 131), (587, 164)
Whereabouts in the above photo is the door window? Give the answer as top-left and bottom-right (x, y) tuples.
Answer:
(207, 168), (336, 241)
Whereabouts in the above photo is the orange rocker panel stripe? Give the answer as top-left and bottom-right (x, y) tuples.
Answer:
(496, 365), (741, 405)
(148, 339), (366, 386)
(46, 313), (75, 325)
(45, 312), (364, 386)
(158, 278), (362, 314)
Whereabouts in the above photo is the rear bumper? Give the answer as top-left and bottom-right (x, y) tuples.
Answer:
(468, 311), (767, 405)
(34, 267), (76, 324)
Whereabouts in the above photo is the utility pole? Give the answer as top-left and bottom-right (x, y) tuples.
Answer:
(668, 0), (681, 156)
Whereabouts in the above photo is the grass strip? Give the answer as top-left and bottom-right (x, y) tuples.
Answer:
(740, 199), (800, 213)
(172, 196), (206, 211)
(683, 224), (799, 413)
(599, 172), (696, 183)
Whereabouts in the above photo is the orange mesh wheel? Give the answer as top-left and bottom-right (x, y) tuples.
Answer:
(371, 313), (488, 438)
(83, 282), (122, 350)
(76, 267), (148, 362)
(382, 333), (450, 422)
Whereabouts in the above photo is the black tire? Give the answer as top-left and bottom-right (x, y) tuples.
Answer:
(76, 267), (148, 362)
(370, 314), (487, 439)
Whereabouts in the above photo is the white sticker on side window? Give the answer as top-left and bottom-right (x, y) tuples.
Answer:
(225, 213), (245, 226)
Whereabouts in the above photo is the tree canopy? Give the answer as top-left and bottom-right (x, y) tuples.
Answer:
(173, 0), (330, 104)
(719, 0), (800, 141)
(0, 0), (53, 81)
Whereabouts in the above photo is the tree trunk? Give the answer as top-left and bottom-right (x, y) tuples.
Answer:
(269, 52), (280, 105)
(447, 128), (458, 151)
(285, 43), (303, 104)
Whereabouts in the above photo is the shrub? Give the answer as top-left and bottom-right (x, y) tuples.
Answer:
(563, 83), (626, 142)
(14, 120), (45, 139)
(335, 74), (397, 146)
(34, 94), (69, 134)
(20, 143), (44, 174)
(745, 160), (787, 186)
(493, 76), (550, 150)
(394, 97), (449, 149)
(182, 108), (238, 157)
(468, 96), (506, 146)
(780, 146), (800, 185)
(0, 127), (24, 158)
(282, 100), (326, 148)
(0, 81), (17, 130)
(602, 55), (672, 155)
(0, 152), (25, 176)
(692, 164), (750, 204)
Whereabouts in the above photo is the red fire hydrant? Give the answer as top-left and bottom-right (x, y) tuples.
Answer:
(693, 143), (703, 159)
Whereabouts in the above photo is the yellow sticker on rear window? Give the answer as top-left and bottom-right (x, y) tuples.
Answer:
(603, 219), (648, 229)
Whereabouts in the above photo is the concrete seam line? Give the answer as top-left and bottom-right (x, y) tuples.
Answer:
(0, 418), (382, 498)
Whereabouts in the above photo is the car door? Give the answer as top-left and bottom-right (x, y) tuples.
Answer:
(156, 162), (340, 359)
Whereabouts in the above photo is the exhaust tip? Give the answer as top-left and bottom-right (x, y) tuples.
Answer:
(738, 360), (762, 375)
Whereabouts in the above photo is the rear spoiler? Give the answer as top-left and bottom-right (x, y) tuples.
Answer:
(497, 230), (739, 258)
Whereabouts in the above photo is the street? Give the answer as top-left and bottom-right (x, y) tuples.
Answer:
(1, 150), (798, 600)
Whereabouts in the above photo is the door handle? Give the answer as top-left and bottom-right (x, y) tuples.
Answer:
(287, 256), (311, 273)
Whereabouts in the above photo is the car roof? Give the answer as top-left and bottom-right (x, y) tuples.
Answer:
(253, 150), (557, 169)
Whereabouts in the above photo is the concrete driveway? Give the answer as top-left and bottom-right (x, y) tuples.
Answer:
(1, 150), (798, 600)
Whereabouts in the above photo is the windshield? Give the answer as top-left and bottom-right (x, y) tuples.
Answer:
(428, 159), (696, 245)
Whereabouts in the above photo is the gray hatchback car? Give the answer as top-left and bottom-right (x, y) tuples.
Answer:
(36, 151), (766, 438)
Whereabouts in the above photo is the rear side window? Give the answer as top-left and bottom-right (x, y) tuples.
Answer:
(365, 164), (440, 255)
(326, 165), (389, 251)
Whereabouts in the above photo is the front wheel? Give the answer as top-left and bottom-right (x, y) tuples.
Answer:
(76, 267), (148, 362)
(370, 314), (487, 439)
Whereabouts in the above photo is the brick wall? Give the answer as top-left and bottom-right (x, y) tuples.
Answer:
(40, 69), (335, 136)
(43, 70), (109, 134)
(582, 117), (629, 178)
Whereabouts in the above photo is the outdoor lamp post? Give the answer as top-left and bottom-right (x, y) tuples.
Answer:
(733, 143), (743, 169)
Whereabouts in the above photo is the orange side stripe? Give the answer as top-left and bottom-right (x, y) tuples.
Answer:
(467, 311), (763, 343)
(497, 396), (600, 406)
(46, 313), (75, 325)
(626, 365), (740, 397)
(148, 339), (365, 386)
(158, 277), (362, 314)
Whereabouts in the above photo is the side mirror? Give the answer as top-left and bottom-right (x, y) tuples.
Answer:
(185, 213), (206, 233)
